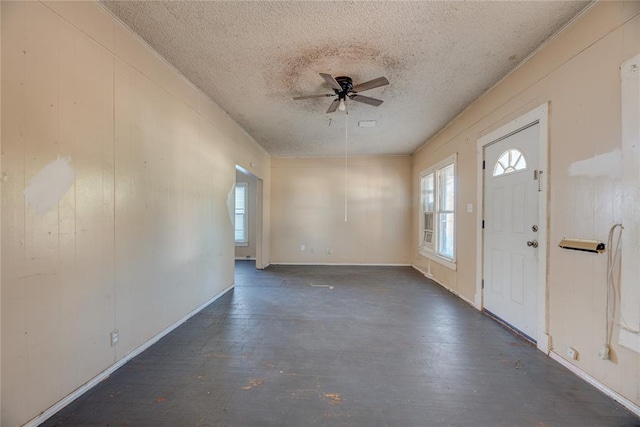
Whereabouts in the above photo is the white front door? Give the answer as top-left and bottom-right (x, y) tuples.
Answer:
(483, 123), (540, 340)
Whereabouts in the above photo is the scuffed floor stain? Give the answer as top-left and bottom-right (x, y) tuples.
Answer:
(242, 378), (265, 390)
(203, 352), (231, 359)
(289, 389), (320, 400)
(156, 397), (167, 403)
(324, 392), (342, 405)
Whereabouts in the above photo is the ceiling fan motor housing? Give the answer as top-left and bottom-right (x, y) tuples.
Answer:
(334, 76), (353, 99)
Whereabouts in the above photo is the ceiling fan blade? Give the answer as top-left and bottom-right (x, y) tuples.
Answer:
(293, 94), (334, 100)
(320, 73), (342, 91)
(352, 76), (389, 93)
(326, 98), (340, 113)
(349, 94), (383, 107)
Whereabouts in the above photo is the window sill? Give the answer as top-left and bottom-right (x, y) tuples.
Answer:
(418, 248), (457, 271)
(235, 242), (249, 247)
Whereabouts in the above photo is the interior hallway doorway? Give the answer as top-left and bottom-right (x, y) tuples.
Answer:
(235, 165), (264, 270)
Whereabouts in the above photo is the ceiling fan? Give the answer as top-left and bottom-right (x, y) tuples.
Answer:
(293, 73), (389, 113)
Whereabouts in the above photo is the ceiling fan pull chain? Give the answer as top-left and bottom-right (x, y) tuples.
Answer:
(345, 110), (349, 223)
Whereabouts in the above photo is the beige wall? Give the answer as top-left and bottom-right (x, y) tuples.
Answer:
(235, 169), (257, 259)
(1, 2), (270, 426)
(271, 156), (411, 265)
(412, 1), (640, 407)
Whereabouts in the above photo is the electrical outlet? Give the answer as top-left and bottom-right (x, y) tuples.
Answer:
(110, 330), (119, 346)
(567, 347), (578, 360)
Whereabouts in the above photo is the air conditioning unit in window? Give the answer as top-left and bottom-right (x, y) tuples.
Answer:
(423, 212), (434, 245)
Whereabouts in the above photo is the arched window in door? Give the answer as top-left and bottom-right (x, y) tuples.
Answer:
(493, 148), (527, 177)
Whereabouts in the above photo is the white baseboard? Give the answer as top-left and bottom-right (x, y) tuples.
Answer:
(549, 351), (640, 418)
(24, 284), (234, 427)
(271, 262), (411, 266)
(235, 257), (256, 260)
(411, 264), (476, 308)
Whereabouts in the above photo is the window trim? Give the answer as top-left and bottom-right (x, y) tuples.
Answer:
(418, 154), (457, 270)
(234, 182), (248, 246)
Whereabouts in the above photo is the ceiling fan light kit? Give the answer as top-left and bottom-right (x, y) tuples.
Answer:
(294, 73), (389, 113)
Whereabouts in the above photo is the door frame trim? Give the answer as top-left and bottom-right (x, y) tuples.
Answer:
(475, 102), (550, 354)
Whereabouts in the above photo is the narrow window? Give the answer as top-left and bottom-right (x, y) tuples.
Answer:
(419, 155), (456, 267)
(437, 163), (455, 260)
(235, 183), (248, 245)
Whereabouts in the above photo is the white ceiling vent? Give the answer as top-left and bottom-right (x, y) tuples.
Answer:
(358, 120), (376, 128)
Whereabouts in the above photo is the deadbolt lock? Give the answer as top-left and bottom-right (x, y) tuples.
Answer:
(531, 225), (538, 232)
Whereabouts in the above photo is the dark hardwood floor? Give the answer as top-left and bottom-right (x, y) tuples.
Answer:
(44, 261), (639, 426)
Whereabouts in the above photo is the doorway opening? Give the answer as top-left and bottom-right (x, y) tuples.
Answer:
(235, 165), (264, 270)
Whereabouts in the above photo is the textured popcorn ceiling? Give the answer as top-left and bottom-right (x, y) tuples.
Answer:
(101, 1), (590, 157)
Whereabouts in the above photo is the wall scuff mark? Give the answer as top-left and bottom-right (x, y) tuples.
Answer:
(227, 183), (235, 225)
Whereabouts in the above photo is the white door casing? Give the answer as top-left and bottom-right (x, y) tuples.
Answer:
(483, 123), (539, 340)
(476, 103), (549, 353)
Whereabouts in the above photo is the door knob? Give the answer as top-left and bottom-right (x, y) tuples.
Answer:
(527, 240), (538, 248)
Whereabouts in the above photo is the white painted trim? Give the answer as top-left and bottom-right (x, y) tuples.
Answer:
(24, 284), (234, 427)
(537, 333), (550, 355)
(258, 262), (270, 270)
(549, 351), (640, 418)
(235, 257), (256, 261)
(411, 265), (476, 308)
(271, 262), (412, 267)
(476, 103), (550, 354)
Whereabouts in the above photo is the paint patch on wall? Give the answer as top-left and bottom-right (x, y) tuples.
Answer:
(568, 149), (622, 179)
(24, 156), (75, 215)
(226, 183), (235, 225)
